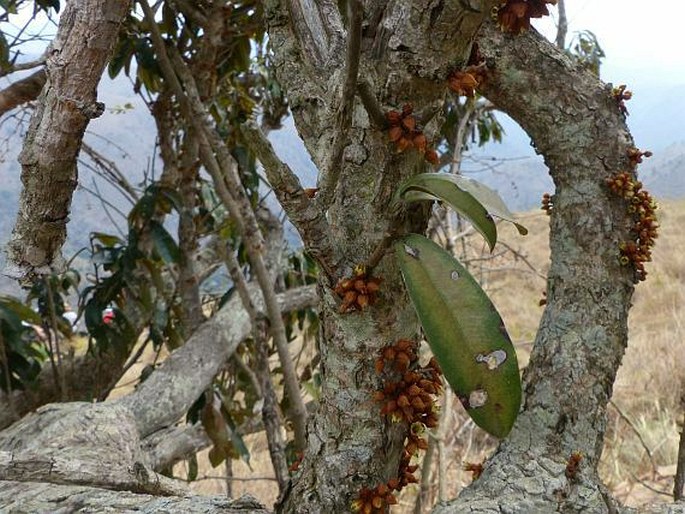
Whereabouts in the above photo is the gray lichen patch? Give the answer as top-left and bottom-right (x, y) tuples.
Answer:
(403, 243), (419, 259)
(469, 389), (488, 408)
(475, 349), (508, 370)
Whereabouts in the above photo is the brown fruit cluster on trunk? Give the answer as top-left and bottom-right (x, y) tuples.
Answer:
(493, 0), (557, 34)
(605, 170), (658, 282)
(385, 104), (439, 165)
(355, 342), (444, 512)
(333, 267), (382, 313)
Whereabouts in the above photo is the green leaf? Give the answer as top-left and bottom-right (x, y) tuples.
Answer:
(0, 296), (41, 325)
(394, 234), (521, 438)
(397, 173), (498, 251)
(149, 221), (180, 264)
(398, 174), (528, 246)
(445, 175), (527, 235)
(91, 232), (124, 247)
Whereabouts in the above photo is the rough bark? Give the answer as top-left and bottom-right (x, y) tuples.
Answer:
(117, 283), (317, 438)
(0, 69), (46, 117)
(0, 482), (268, 514)
(432, 21), (639, 514)
(5, 0), (131, 282)
(0, 284), (316, 510)
(264, 1), (499, 511)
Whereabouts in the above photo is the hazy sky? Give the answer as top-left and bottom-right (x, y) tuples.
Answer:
(7, 1), (684, 93)
(536, 0), (685, 90)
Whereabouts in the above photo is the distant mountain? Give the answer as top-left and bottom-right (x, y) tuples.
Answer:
(1, 74), (684, 295)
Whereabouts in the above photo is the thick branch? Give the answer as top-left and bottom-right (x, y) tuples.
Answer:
(0, 480), (269, 513)
(435, 21), (639, 514)
(0, 69), (46, 117)
(5, 0), (131, 281)
(117, 284), (317, 437)
(239, 122), (337, 279)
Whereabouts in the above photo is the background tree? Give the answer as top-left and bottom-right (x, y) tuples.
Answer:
(0, 1), (681, 513)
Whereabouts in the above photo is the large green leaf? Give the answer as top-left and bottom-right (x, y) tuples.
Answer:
(397, 174), (528, 250)
(397, 173), (497, 251)
(395, 234), (521, 438)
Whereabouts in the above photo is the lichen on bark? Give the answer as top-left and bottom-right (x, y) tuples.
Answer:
(6, 0), (131, 282)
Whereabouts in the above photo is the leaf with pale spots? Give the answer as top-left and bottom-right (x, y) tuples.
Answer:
(396, 174), (528, 253)
(395, 234), (521, 438)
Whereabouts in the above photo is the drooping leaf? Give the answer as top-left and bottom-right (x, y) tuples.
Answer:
(444, 175), (528, 235)
(397, 173), (498, 251)
(149, 221), (181, 264)
(395, 233), (521, 438)
(397, 174), (528, 246)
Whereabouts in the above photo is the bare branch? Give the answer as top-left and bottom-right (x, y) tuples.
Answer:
(239, 122), (337, 279)
(5, 0), (132, 281)
(316, 0), (363, 208)
(0, 69), (46, 118)
(555, 0), (568, 50)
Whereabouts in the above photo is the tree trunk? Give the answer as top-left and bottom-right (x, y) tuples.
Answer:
(433, 22), (638, 514)
(264, 1), (498, 511)
(5, 0), (131, 281)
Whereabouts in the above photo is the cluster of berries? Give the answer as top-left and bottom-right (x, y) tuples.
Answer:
(334, 267), (382, 313)
(612, 84), (633, 116)
(448, 62), (488, 98)
(541, 192), (553, 215)
(385, 104), (439, 165)
(605, 166), (658, 282)
(494, 0), (557, 34)
(353, 341), (443, 513)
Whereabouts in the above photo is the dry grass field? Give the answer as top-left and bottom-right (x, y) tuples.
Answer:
(115, 198), (684, 511)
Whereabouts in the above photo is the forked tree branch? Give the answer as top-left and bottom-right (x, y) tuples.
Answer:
(139, 0), (309, 450)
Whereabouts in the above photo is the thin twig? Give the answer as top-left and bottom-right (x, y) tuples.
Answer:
(187, 475), (278, 482)
(629, 473), (672, 498)
(219, 242), (290, 492)
(357, 80), (388, 129)
(0, 56), (46, 78)
(437, 383), (453, 502)
(675, 397), (685, 500)
(609, 399), (659, 475)
(81, 141), (139, 203)
(44, 278), (66, 399)
(316, 0), (363, 208)
(555, 0), (568, 50)
(140, 0), (309, 450)
(414, 435), (436, 514)
(239, 122), (336, 280)
(97, 337), (152, 401)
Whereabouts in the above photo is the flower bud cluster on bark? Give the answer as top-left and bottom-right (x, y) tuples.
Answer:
(385, 104), (439, 165)
(605, 144), (658, 283)
(353, 340), (443, 513)
(493, 0), (558, 34)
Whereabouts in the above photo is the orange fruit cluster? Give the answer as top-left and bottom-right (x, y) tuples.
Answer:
(334, 268), (382, 313)
(463, 461), (484, 481)
(352, 482), (398, 514)
(612, 84), (632, 116)
(374, 363), (442, 427)
(565, 451), (584, 480)
(627, 147), (653, 166)
(606, 170), (659, 282)
(494, 0), (557, 34)
(353, 342), (443, 512)
(386, 104), (439, 165)
(541, 192), (553, 215)
(447, 63), (488, 98)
